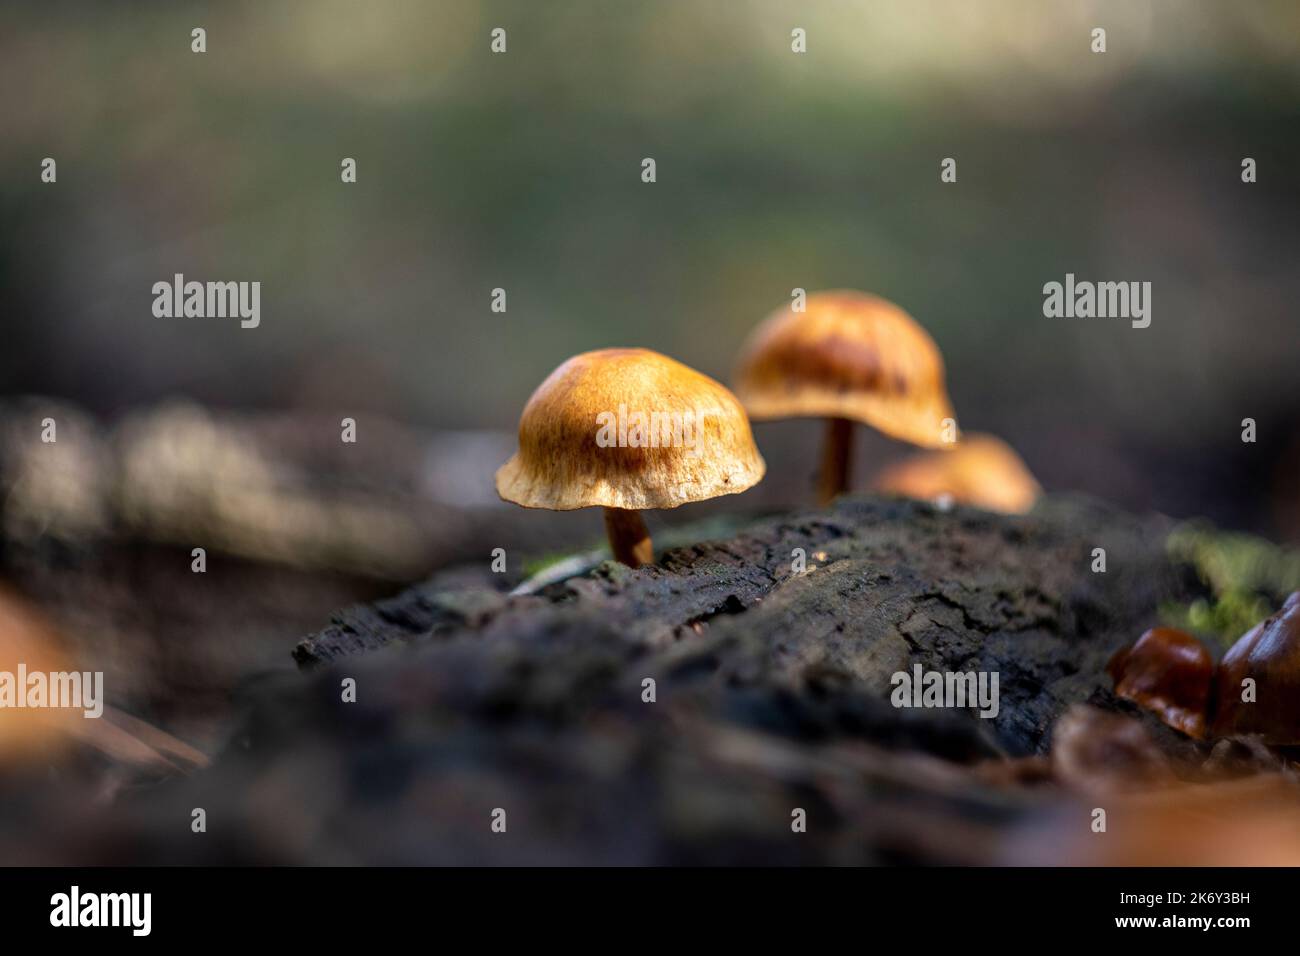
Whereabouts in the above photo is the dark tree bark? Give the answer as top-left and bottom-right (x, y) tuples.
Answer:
(294, 494), (1189, 760)
(14, 494), (1249, 865)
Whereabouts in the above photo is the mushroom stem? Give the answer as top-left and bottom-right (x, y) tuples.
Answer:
(603, 507), (654, 567)
(817, 417), (854, 505)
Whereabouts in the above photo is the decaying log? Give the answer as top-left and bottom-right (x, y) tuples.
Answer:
(9, 396), (1300, 865)
(294, 495), (1188, 759)
(14, 492), (1300, 866)
(13, 492), (1253, 867)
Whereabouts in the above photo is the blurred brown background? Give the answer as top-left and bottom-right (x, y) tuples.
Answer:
(1, 0), (1297, 542)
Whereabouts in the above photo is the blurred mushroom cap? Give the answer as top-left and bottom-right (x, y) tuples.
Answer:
(1107, 627), (1214, 740)
(496, 348), (765, 511)
(732, 291), (956, 447)
(871, 432), (1041, 514)
(1212, 591), (1300, 744)
(0, 587), (77, 764)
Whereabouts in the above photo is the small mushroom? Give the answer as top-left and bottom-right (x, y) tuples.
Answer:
(1211, 591), (1300, 744)
(871, 432), (1041, 514)
(732, 290), (958, 505)
(1106, 627), (1215, 739)
(495, 348), (765, 567)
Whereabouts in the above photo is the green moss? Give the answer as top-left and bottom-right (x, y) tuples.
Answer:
(1162, 522), (1300, 649)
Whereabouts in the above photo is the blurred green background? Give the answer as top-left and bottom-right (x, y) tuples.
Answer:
(2, 0), (1298, 539)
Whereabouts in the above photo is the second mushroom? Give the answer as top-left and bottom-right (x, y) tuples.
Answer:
(732, 290), (960, 505)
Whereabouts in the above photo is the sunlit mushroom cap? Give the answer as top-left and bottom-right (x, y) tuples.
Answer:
(496, 348), (765, 511)
(733, 291), (957, 447)
(871, 433), (1042, 514)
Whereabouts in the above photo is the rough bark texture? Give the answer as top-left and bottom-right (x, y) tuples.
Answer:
(294, 495), (1187, 759)
(11, 493), (1217, 866)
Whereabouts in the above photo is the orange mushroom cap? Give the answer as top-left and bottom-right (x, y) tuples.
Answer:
(496, 348), (765, 511)
(871, 433), (1042, 514)
(732, 291), (957, 448)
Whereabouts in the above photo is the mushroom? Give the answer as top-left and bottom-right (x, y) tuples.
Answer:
(871, 432), (1041, 514)
(1212, 591), (1300, 744)
(1106, 627), (1215, 739)
(495, 348), (765, 567)
(732, 290), (958, 505)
